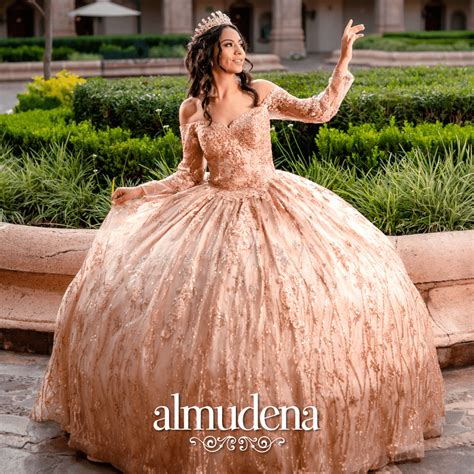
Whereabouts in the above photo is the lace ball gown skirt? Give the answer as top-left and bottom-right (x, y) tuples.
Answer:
(30, 170), (444, 473)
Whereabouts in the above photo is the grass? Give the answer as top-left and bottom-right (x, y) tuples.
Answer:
(1, 134), (472, 234)
(0, 141), (136, 228)
(279, 130), (473, 235)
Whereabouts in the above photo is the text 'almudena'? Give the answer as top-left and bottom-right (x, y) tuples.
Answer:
(153, 393), (319, 431)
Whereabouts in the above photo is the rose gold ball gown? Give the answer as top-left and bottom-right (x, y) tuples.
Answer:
(30, 70), (444, 473)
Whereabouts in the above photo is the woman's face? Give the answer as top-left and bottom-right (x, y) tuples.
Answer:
(212, 26), (245, 73)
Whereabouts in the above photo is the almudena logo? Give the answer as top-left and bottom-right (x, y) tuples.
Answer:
(153, 393), (319, 453)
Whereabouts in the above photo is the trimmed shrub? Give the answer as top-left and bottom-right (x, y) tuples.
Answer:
(148, 45), (187, 58)
(71, 67), (474, 160)
(0, 33), (188, 62)
(314, 119), (474, 172)
(99, 44), (140, 60)
(355, 31), (474, 51)
(73, 67), (473, 137)
(0, 108), (181, 181)
(67, 52), (102, 61)
(2, 107), (471, 181)
(73, 76), (184, 137)
(15, 70), (86, 112)
(52, 46), (76, 60)
(0, 45), (43, 62)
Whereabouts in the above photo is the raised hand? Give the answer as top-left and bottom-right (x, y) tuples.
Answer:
(339, 19), (365, 65)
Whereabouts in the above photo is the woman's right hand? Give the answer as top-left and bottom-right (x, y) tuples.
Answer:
(111, 185), (144, 205)
(339, 19), (365, 66)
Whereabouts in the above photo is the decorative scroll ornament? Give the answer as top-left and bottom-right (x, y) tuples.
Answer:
(192, 10), (233, 41)
(189, 435), (286, 453)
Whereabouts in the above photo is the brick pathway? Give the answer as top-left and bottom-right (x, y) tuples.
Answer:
(0, 350), (472, 473)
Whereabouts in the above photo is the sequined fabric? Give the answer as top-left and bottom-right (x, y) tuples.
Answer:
(30, 70), (445, 474)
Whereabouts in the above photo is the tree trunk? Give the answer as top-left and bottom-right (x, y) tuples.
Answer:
(43, 0), (52, 80)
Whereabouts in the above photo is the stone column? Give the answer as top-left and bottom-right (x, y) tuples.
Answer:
(270, 0), (306, 58)
(52, 0), (76, 36)
(469, 0), (474, 30)
(375, 0), (405, 33)
(161, 0), (193, 34)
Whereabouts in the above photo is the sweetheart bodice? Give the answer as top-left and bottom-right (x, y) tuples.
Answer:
(195, 104), (275, 191)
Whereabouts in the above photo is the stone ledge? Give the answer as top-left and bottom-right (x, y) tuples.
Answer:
(0, 54), (287, 82)
(0, 223), (472, 366)
(0, 223), (96, 276)
(389, 230), (474, 355)
(390, 231), (474, 284)
(327, 49), (474, 67)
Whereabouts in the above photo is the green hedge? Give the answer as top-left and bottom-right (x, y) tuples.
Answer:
(0, 45), (79, 62)
(0, 108), (181, 181)
(72, 67), (474, 157)
(383, 31), (474, 40)
(73, 76), (185, 138)
(1, 107), (471, 181)
(73, 67), (474, 135)
(355, 31), (474, 51)
(0, 34), (188, 62)
(315, 119), (474, 172)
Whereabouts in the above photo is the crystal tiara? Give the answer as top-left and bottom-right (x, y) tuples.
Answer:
(192, 10), (233, 41)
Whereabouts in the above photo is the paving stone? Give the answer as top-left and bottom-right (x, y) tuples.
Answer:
(374, 464), (403, 473)
(0, 414), (30, 436)
(0, 432), (31, 449)
(445, 410), (465, 425)
(441, 423), (471, 437)
(27, 419), (65, 443)
(397, 447), (474, 473)
(0, 446), (31, 471)
(26, 433), (72, 454)
(0, 447), (120, 473)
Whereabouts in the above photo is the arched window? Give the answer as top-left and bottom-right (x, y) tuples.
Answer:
(450, 10), (467, 30)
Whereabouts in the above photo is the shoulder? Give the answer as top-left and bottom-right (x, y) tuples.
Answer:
(250, 79), (279, 103)
(179, 97), (204, 126)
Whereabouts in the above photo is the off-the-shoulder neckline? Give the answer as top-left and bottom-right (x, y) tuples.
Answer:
(179, 85), (282, 129)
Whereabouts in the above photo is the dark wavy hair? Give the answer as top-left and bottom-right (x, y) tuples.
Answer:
(184, 23), (259, 125)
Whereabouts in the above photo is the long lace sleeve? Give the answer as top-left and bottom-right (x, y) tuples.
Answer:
(263, 69), (354, 123)
(139, 121), (207, 196)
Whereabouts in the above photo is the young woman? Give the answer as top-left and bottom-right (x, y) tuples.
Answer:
(31, 11), (444, 473)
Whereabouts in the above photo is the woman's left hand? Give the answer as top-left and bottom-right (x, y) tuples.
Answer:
(339, 19), (365, 65)
(111, 185), (144, 205)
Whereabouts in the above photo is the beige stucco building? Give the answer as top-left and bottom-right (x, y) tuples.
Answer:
(0, 0), (473, 57)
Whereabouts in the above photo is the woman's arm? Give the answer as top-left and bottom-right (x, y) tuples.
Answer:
(112, 100), (207, 205)
(254, 19), (364, 124)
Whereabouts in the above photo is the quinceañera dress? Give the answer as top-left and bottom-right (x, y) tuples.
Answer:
(30, 69), (444, 473)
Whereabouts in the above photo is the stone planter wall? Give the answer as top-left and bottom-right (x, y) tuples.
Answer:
(389, 231), (474, 368)
(0, 55), (286, 82)
(0, 223), (472, 366)
(326, 49), (474, 67)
